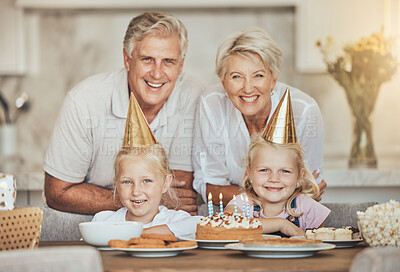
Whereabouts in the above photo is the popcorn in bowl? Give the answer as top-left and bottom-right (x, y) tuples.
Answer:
(357, 200), (400, 247)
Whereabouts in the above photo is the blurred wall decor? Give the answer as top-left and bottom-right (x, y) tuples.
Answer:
(317, 31), (398, 168)
(0, 0), (399, 205)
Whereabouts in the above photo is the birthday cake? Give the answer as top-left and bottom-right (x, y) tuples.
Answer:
(196, 213), (262, 240)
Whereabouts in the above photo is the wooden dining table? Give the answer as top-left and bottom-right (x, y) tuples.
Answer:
(40, 241), (367, 272)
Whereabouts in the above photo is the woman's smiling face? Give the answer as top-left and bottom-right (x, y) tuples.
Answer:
(115, 156), (171, 223)
(221, 53), (277, 120)
(247, 145), (303, 206)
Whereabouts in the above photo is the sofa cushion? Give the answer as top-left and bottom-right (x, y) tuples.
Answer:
(40, 205), (93, 241)
(322, 202), (377, 228)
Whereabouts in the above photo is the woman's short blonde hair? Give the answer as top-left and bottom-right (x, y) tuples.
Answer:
(216, 28), (282, 80)
(241, 134), (319, 217)
(113, 144), (178, 208)
(123, 12), (188, 59)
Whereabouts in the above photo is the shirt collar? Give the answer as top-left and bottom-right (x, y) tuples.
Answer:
(111, 68), (130, 119)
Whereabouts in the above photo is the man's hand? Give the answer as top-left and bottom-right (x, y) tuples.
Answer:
(172, 179), (198, 215)
(312, 170), (327, 202)
(170, 170), (198, 215)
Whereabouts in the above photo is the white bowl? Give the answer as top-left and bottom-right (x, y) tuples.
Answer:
(357, 215), (399, 247)
(79, 221), (143, 247)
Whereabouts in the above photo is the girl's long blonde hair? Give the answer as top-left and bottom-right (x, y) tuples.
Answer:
(113, 144), (179, 209)
(241, 134), (319, 217)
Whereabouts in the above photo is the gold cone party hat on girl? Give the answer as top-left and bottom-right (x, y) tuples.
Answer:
(261, 88), (297, 144)
(122, 93), (157, 148)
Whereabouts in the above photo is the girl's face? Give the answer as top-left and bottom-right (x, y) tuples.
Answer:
(115, 156), (172, 224)
(247, 145), (305, 207)
(221, 53), (277, 119)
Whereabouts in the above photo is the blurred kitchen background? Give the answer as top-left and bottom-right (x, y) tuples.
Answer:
(1, 0), (399, 206)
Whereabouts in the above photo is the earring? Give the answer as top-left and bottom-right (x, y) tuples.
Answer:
(270, 89), (276, 96)
(296, 182), (300, 188)
(224, 92), (229, 98)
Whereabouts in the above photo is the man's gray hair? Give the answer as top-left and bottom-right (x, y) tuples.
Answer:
(216, 28), (282, 80)
(123, 12), (188, 59)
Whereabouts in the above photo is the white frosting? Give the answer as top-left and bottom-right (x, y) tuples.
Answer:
(198, 213), (261, 229)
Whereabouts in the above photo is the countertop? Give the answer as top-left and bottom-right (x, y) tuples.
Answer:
(13, 168), (400, 191)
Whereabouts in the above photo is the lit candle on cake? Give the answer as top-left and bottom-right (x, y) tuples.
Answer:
(245, 195), (250, 218)
(233, 195), (238, 218)
(240, 194), (245, 216)
(219, 193), (224, 219)
(208, 192), (213, 216)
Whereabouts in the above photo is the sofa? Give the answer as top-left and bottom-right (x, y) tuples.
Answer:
(322, 202), (377, 228)
(40, 202), (377, 241)
(40, 205), (93, 241)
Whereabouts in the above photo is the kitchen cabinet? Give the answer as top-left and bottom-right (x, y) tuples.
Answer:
(17, 0), (395, 73)
(0, 0), (25, 75)
(296, 0), (389, 72)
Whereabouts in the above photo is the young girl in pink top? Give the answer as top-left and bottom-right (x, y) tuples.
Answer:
(225, 135), (330, 237)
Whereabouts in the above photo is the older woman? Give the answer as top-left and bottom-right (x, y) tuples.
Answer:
(193, 28), (326, 206)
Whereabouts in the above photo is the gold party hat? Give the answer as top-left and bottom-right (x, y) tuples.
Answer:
(122, 93), (157, 148)
(262, 88), (297, 144)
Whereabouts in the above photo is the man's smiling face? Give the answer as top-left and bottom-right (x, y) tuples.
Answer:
(123, 33), (184, 111)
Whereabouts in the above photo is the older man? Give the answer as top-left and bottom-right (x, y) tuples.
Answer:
(44, 12), (204, 215)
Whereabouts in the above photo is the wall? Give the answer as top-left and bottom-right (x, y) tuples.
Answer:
(1, 2), (399, 205)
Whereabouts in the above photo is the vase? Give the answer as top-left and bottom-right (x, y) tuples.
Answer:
(348, 101), (377, 168)
(340, 80), (380, 168)
(348, 114), (377, 168)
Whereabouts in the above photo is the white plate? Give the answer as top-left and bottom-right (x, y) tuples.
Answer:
(322, 239), (363, 248)
(242, 242), (323, 249)
(113, 245), (198, 258)
(225, 242), (335, 258)
(179, 234), (279, 250)
(179, 235), (237, 249)
(96, 247), (116, 251)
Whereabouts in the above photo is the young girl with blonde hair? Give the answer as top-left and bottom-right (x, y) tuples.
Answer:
(225, 134), (330, 237)
(92, 93), (202, 237)
(92, 144), (202, 237)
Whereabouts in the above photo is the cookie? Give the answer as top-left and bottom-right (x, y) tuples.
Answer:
(166, 241), (197, 248)
(128, 244), (166, 249)
(140, 233), (178, 242)
(128, 237), (165, 246)
(108, 239), (129, 248)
